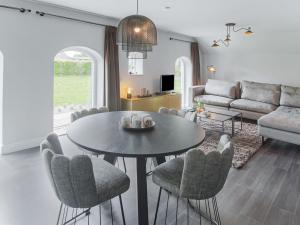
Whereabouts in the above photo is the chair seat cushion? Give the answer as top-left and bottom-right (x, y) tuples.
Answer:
(194, 95), (234, 108)
(258, 106), (300, 134)
(230, 99), (277, 114)
(152, 158), (184, 195)
(91, 158), (130, 202)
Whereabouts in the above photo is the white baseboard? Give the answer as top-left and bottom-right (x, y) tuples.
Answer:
(0, 137), (44, 155)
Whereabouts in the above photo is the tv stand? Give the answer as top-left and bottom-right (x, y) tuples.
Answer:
(155, 91), (177, 96)
(121, 93), (181, 112)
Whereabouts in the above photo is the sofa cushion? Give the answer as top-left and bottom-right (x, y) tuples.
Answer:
(230, 99), (277, 114)
(194, 95), (234, 108)
(258, 106), (300, 134)
(242, 80), (281, 92)
(241, 80), (281, 105)
(205, 79), (240, 99)
(280, 85), (300, 108)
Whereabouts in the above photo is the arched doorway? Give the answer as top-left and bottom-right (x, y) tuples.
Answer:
(53, 47), (103, 134)
(175, 57), (192, 108)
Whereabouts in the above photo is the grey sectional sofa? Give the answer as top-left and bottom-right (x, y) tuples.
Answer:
(189, 79), (300, 145)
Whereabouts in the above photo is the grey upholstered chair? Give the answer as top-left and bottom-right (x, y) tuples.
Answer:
(152, 135), (234, 225)
(40, 132), (63, 154)
(168, 108), (178, 115)
(70, 107), (109, 122)
(158, 107), (170, 114)
(70, 107), (127, 173)
(41, 148), (130, 225)
(183, 111), (197, 123)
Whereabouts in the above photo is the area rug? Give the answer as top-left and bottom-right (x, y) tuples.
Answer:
(197, 120), (262, 169)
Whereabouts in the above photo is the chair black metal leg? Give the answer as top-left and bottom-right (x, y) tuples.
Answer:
(99, 205), (102, 225)
(71, 209), (75, 221)
(212, 197), (221, 225)
(74, 209), (77, 225)
(175, 197), (179, 225)
(207, 200), (213, 225)
(187, 199), (190, 225)
(122, 157), (127, 173)
(116, 158), (120, 168)
(188, 199), (219, 225)
(63, 208), (90, 225)
(197, 200), (202, 225)
(61, 205), (66, 225)
(110, 200), (114, 225)
(64, 206), (69, 224)
(164, 191), (170, 225)
(153, 187), (162, 225)
(119, 195), (126, 225)
(56, 203), (63, 225)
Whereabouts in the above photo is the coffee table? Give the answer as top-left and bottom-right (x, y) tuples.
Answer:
(197, 108), (242, 136)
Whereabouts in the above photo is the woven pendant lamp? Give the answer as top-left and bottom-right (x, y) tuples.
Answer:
(117, 0), (157, 59)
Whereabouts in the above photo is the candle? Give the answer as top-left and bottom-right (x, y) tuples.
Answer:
(127, 88), (132, 99)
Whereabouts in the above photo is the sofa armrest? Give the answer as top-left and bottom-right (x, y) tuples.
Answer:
(188, 85), (205, 107)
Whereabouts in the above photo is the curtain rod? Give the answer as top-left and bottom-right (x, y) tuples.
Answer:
(1, 4), (109, 27)
(36, 11), (107, 27)
(170, 37), (195, 44)
(0, 4), (31, 13)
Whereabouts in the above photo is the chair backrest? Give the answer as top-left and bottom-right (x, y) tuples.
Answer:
(42, 149), (99, 208)
(158, 107), (178, 115)
(168, 108), (178, 115)
(179, 135), (234, 200)
(71, 107), (109, 122)
(40, 133), (63, 155)
(158, 107), (170, 114)
(184, 111), (197, 123)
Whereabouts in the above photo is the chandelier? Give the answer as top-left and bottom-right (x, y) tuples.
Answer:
(211, 23), (253, 47)
(117, 0), (157, 59)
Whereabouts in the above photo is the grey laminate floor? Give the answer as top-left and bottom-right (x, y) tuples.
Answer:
(0, 137), (299, 225)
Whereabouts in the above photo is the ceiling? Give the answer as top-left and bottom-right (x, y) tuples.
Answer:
(29, 0), (300, 52)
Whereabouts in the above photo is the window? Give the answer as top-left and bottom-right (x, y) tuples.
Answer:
(175, 57), (192, 107)
(128, 52), (143, 75)
(53, 47), (103, 135)
(175, 59), (185, 94)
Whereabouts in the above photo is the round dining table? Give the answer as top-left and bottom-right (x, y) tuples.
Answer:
(67, 111), (205, 225)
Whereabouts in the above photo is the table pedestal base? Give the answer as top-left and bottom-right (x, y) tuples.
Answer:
(103, 155), (166, 225)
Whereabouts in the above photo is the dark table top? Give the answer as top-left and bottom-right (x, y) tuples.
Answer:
(67, 111), (205, 158)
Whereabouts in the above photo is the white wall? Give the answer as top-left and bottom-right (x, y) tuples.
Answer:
(203, 52), (300, 87)
(198, 29), (300, 86)
(0, 51), (3, 146)
(0, 0), (195, 153)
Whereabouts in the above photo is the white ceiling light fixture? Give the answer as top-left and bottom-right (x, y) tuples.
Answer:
(117, 0), (157, 59)
(211, 23), (254, 48)
(163, 6), (172, 11)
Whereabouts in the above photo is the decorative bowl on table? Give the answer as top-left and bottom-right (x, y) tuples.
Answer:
(120, 113), (155, 130)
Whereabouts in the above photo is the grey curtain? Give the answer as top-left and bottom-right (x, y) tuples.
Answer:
(191, 42), (201, 85)
(104, 26), (121, 111)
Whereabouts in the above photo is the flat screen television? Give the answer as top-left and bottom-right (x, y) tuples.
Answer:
(161, 74), (174, 92)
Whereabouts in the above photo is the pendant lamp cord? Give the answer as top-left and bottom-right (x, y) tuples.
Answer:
(136, 0), (139, 14)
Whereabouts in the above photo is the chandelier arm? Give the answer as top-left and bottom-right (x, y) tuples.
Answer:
(232, 27), (249, 33)
(216, 39), (230, 47)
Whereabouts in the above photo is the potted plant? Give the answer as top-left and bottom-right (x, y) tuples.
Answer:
(195, 100), (205, 113)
